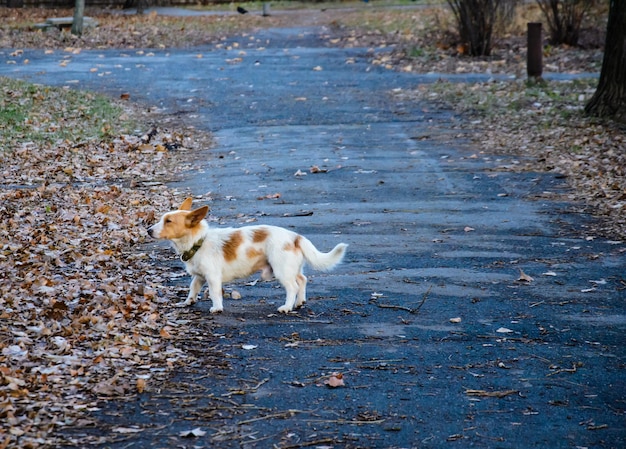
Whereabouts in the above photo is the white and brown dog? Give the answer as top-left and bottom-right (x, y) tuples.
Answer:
(148, 198), (348, 313)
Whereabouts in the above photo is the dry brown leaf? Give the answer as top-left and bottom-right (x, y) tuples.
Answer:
(517, 269), (534, 283)
(325, 372), (345, 388)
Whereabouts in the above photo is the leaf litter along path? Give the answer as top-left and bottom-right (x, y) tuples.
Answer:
(1, 20), (624, 449)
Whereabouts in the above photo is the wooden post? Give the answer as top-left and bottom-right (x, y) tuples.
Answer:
(527, 23), (543, 81)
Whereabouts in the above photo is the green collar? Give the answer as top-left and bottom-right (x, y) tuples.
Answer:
(180, 238), (204, 262)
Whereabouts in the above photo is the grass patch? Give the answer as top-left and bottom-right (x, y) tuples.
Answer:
(414, 78), (599, 121)
(0, 76), (137, 151)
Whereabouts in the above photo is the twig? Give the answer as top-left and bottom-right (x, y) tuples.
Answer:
(376, 303), (415, 313)
(374, 284), (433, 315)
(304, 418), (386, 425)
(357, 359), (404, 364)
(414, 284), (433, 314)
(547, 363), (580, 377)
(222, 378), (270, 397)
(236, 409), (304, 425)
(251, 378), (270, 391)
(465, 389), (519, 398)
(280, 438), (337, 449)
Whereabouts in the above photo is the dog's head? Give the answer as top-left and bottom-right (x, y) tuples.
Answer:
(148, 197), (209, 240)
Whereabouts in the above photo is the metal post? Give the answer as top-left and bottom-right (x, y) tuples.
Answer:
(527, 23), (543, 80)
(262, 3), (271, 17)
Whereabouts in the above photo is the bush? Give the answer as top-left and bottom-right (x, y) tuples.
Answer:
(446, 0), (518, 56)
(536, 0), (593, 46)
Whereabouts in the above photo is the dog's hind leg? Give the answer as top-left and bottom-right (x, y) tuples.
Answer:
(277, 279), (299, 313)
(295, 272), (307, 308)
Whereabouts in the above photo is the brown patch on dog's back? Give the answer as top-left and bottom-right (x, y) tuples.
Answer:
(246, 247), (263, 260)
(223, 231), (243, 262)
(282, 235), (302, 253)
(252, 228), (269, 243)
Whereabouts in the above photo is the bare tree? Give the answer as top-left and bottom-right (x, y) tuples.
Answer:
(585, 0), (626, 122)
(446, 0), (503, 56)
(535, 0), (593, 46)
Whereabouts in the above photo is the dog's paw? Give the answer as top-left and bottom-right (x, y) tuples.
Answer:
(277, 305), (292, 314)
(173, 301), (189, 308)
(209, 306), (223, 314)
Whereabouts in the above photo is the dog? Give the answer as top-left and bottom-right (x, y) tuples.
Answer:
(147, 198), (348, 313)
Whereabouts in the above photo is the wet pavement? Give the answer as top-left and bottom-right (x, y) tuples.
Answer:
(1, 24), (624, 449)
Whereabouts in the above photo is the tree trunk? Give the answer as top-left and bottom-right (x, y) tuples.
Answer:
(584, 0), (626, 122)
(71, 0), (85, 36)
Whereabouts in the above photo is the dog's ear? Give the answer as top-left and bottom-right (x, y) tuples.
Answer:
(185, 206), (209, 228)
(179, 197), (193, 211)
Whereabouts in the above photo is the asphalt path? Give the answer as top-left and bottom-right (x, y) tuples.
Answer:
(1, 23), (624, 449)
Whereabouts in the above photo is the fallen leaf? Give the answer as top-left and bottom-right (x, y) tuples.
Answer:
(517, 269), (534, 283)
(112, 427), (143, 434)
(179, 428), (206, 438)
(310, 165), (328, 173)
(257, 193), (281, 200)
(325, 372), (345, 388)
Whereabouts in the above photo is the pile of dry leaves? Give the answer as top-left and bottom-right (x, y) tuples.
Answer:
(0, 82), (207, 446)
(0, 7), (287, 49)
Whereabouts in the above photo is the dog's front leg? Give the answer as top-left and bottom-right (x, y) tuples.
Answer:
(177, 275), (204, 307)
(207, 277), (224, 314)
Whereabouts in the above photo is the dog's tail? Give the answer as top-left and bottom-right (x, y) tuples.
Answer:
(300, 238), (348, 272)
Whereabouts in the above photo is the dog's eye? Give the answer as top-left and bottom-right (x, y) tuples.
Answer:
(165, 218), (172, 224)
